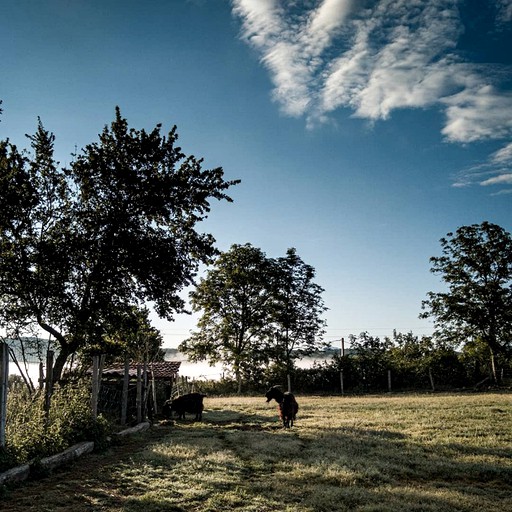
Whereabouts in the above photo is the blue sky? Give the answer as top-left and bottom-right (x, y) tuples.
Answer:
(1, 0), (511, 348)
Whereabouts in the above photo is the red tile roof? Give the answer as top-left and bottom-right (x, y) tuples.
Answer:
(101, 361), (181, 379)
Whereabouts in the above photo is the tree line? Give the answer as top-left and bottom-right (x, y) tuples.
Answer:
(179, 222), (512, 392)
(289, 331), (509, 394)
(1, 100), (511, 394)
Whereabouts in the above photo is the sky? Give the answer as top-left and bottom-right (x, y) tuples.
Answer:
(1, 0), (511, 349)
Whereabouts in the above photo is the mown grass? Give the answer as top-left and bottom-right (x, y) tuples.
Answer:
(2, 392), (511, 512)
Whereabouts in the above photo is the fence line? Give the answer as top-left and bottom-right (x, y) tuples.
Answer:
(0, 344), (161, 449)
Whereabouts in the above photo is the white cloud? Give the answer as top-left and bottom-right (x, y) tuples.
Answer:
(321, 1), (463, 121)
(232, 0), (512, 194)
(496, 0), (512, 23)
(490, 188), (512, 195)
(452, 139), (512, 194)
(442, 84), (512, 143)
(232, 0), (354, 117)
(231, 0), (512, 146)
(481, 173), (512, 186)
(492, 142), (512, 163)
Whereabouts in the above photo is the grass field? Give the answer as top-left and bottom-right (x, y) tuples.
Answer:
(1, 392), (511, 512)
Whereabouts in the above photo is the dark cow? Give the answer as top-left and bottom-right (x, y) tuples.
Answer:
(162, 392), (206, 421)
(265, 385), (299, 428)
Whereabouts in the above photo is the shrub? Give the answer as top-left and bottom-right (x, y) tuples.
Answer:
(3, 379), (112, 471)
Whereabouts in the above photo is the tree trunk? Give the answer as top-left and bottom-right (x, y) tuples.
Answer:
(490, 349), (499, 385)
(37, 319), (71, 384)
(236, 370), (242, 395)
(51, 346), (72, 384)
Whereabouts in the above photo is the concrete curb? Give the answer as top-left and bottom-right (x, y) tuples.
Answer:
(39, 441), (94, 472)
(114, 421), (151, 437)
(0, 422), (152, 486)
(0, 464), (30, 485)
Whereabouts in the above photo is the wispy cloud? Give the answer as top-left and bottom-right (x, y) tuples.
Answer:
(320, 1), (463, 122)
(481, 173), (512, 185)
(492, 141), (512, 163)
(232, 0), (355, 117)
(496, 0), (512, 24)
(453, 140), (512, 193)
(231, 0), (512, 192)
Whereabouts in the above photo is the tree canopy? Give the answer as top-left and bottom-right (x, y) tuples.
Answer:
(0, 107), (239, 381)
(421, 222), (512, 368)
(179, 244), (327, 392)
(270, 248), (328, 372)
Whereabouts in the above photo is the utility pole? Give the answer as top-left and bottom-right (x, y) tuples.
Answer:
(340, 338), (345, 396)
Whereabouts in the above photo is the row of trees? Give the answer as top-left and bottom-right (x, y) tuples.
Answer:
(1, 99), (511, 393)
(179, 244), (327, 393)
(180, 222), (512, 392)
(291, 330), (509, 394)
(0, 104), (239, 383)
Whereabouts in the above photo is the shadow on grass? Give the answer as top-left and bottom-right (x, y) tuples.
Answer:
(129, 409), (512, 512)
(2, 406), (509, 512)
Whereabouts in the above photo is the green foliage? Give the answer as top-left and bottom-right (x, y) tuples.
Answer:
(0, 108), (239, 382)
(3, 380), (111, 471)
(180, 244), (327, 393)
(422, 222), (512, 357)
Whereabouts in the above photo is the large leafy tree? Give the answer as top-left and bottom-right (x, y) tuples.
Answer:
(270, 248), (327, 386)
(180, 244), (327, 392)
(0, 108), (239, 382)
(180, 244), (274, 393)
(421, 222), (512, 381)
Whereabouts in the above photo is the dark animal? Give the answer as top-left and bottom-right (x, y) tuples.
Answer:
(265, 385), (299, 428)
(162, 392), (206, 421)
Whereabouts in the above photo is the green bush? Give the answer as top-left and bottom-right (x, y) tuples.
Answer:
(2, 380), (112, 471)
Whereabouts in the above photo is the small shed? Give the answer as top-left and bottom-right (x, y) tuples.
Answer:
(97, 361), (181, 421)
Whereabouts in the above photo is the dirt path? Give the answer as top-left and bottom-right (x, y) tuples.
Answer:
(0, 424), (173, 512)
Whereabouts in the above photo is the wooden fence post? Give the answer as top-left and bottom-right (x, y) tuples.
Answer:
(121, 356), (130, 426)
(91, 355), (99, 419)
(428, 368), (436, 392)
(151, 368), (158, 415)
(387, 369), (392, 392)
(0, 343), (9, 447)
(142, 361), (148, 421)
(340, 369), (344, 396)
(136, 364), (142, 424)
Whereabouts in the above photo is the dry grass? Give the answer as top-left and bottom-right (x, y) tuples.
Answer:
(1, 392), (511, 511)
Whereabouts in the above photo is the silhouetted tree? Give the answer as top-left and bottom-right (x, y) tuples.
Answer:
(421, 222), (512, 382)
(180, 244), (274, 393)
(0, 108), (239, 382)
(270, 248), (327, 389)
(180, 245), (327, 393)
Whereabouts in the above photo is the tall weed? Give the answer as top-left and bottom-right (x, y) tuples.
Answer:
(2, 380), (111, 471)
